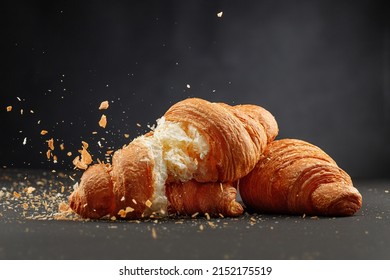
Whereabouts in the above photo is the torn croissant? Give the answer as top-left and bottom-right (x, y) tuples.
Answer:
(68, 98), (278, 219)
(238, 139), (362, 216)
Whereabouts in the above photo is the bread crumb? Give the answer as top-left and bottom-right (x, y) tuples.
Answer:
(81, 141), (89, 149)
(99, 101), (109, 110)
(99, 115), (107, 128)
(6, 106), (12, 112)
(145, 200), (152, 208)
(124, 134), (130, 138)
(60, 143), (65, 150)
(151, 227), (157, 239)
(199, 224), (204, 231)
(58, 201), (70, 212)
(67, 152), (72, 157)
(217, 11), (223, 17)
(125, 207), (134, 213)
(191, 212), (199, 218)
(40, 130), (48, 135)
(47, 138), (55, 150)
(118, 209), (126, 218)
(13, 191), (21, 198)
(208, 221), (217, 229)
(26, 187), (36, 194)
(205, 212), (210, 220)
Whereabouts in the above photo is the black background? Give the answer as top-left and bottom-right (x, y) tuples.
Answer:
(1, 0), (389, 179)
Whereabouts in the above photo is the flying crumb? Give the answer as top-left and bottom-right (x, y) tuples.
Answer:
(81, 141), (89, 149)
(6, 106), (12, 112)
(73, 146), (93, 169)
(125, 207), (134, 213)
(47, 138), (55, 150)
(40, 130), (48, 135)
(99, 101), (109, 110)
(22, 137), (27, 145)
(217, 11), (223, 17)
(99, 115), (107, 128)
(67, 152), (72, 157)
(60, 143), (65, 150)
(46, 150), (51, 159)
(124, 134), (130, 138)
(186, 84), (191, 89)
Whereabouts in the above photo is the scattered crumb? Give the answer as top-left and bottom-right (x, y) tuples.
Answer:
(13, 191), (21, 198)
(26, 187), (35, 194)
(208, 221), (217, 229)
(40, 130), (48, 135)
(124, 134), (130, 138)
(186, 84), (191, 89)
(60, 143), (65, 150)
(99, 114), (107, 128)
(67, 152), (72, 157)
(217, 11), (223, 18)
(191, 212), (199, 218)
(6, 106), (13, 112)
(22, 137), (27, 145)
(125, 207), (134, 213)
(118, 209), (126, 218)
(151, 227), (157, 239)
(205, 212), (211, 220)
(99, 101), (109, 110)
(199, 224), (204, 231)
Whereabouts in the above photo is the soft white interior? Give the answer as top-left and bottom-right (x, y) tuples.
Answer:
(153, 117), (209, 182)
(140, 117), (210, 216)
(140, 136), (168, 216)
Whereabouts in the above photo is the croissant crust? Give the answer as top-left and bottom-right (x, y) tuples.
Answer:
(238, 139), (362, 216)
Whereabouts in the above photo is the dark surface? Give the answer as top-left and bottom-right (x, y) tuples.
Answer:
(0, 169), (389, 260)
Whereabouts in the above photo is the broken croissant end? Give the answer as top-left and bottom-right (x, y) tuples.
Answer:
(238, 139), (363, 216)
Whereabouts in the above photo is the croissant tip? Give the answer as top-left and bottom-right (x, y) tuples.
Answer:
(312, 184), (363, 216)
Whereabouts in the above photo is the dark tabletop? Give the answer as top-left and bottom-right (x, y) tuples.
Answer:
(0, 169), (389, 260)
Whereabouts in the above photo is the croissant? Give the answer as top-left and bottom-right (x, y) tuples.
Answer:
(69, 98), (278, 219)
(238, 139), (362, 216)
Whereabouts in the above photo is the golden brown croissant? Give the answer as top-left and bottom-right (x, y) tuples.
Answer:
(69, 98), (278, 219)
(238, 139), (362, 216)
